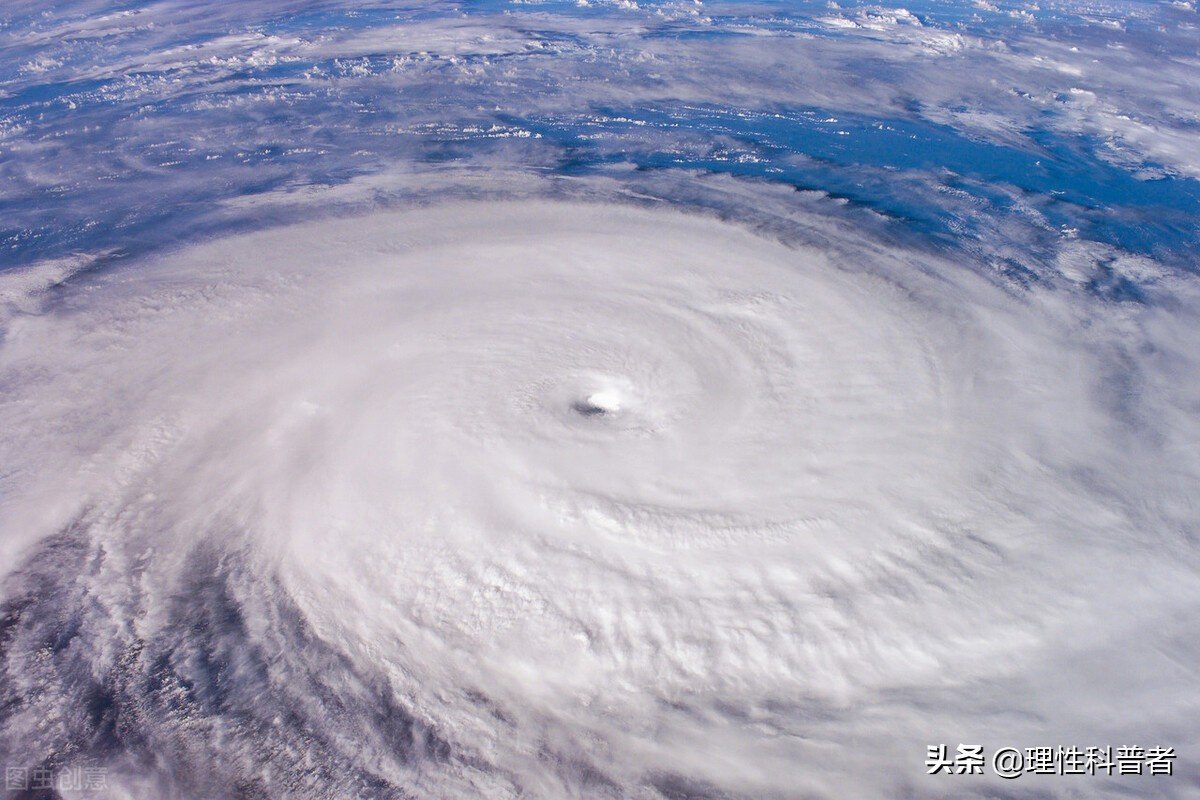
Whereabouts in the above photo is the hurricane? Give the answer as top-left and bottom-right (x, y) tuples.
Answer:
(1, 1), (1199, 799)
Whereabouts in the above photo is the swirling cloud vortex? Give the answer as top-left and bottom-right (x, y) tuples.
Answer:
(1, 202), (1198, 798)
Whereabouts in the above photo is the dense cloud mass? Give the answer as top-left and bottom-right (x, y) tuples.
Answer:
(1, 1), (1199, 799)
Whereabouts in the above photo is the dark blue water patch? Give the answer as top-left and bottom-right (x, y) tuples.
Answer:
(507, 102), (1200, 266)
(0, 77), (116, 109)
(0, 151), (363, 272)
(627, 104), (1195, 215)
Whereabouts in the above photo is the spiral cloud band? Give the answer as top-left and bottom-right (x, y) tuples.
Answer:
(1, 199), (1197, 798)
(4, 0), (1200, 796)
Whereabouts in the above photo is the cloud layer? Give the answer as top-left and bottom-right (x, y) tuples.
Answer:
(1, 1), (1199, 798)
(2, 200), (1198, 798)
